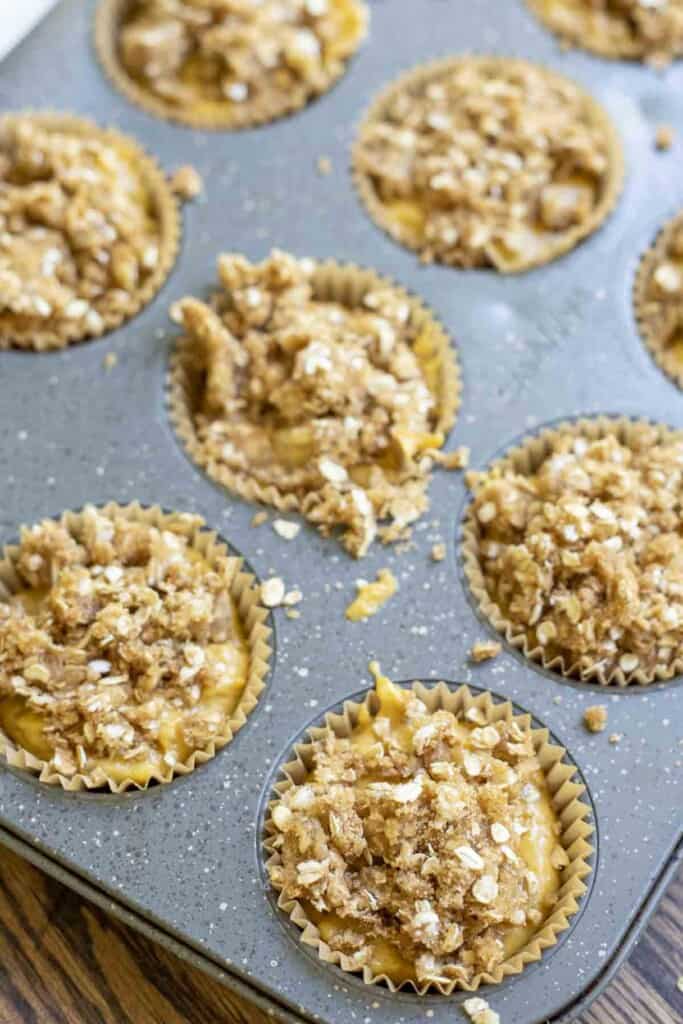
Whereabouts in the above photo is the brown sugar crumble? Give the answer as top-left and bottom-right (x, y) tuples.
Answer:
(267, 668), (568, 988)
(111, 0), (368, 127)
(655, 124), (675, 151)
(169, 164), (203, 200)
(468, 423), (683, 682)
(0, 115), (172, 351)
(354, 57), (619, 272)
(0, 506), (251, 786)
(470, 640), (502, 664)
(172, 249), (455, 557)
(527, 0), (683, 65)
(583, 705), (608, 733)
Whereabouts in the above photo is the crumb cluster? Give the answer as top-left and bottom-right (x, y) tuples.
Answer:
(528, 0), (683, 65)
(0, 507), (249, 782)
(173, 249), (453, 557)
(268, 675), (565, 987)
(468, 423), (683, 681)
(0, 116), (170, 350)
(113, 0), (367, 126)
(354, 57), (618, 272)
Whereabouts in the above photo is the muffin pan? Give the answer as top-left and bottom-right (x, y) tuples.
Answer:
(0, 1), (681, 1022)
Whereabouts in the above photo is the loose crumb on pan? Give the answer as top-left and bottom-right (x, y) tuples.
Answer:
(468, 422), (683, 682)
(316, 155), (333, 175)
(655, 125), (675, 151)
(431, 542), (446, 562)
(583, 705), (608, 733)
(0, 506), (252, 784)
(169, 164), (203, 200)
(464, 997), (501, 1024)
(273, 518), (300, 540)
(470, 640), (502, 663)
(345, 568), (397, 621)
(354, 57), (619, 272)
(108, 0), (368, 128)
(103, 352), (118, 371)
(171, 249), (458, 557)
(608, 732), (622, 745)
(251, 510), (269, 527)
(260, 576), (286, 608)
(430, 445), (470, 469)
(267, 663), (570, 988)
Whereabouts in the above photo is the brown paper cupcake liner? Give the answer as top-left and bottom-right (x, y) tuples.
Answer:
(633, 210), (683, 390)
(0, 111), (180, 352)
(351, 55), (624, 274)
(94, 0), (369, 130)
(167, 258), (461, 524)
(263, 678), (594, 994)
(525, 0), (683, 63)
(0, 502), (272, 791)
(462, 414), (683, 686)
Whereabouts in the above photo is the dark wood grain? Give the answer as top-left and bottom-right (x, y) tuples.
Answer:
(0, 845), (679, 1024)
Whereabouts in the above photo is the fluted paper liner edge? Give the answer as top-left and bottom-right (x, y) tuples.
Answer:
(0, 502), (272, 791)
(0, 112), (180, 352)
(633, 210), (683, 391)
(351, 55), (624, 274)
(168, 258), (461, 525)
(263, 680), (594, 994)
(462, 415), (683, 686)
(94, 0), (369, 131)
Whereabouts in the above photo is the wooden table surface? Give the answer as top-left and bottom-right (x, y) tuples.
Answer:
(0, 846), (680, 1024)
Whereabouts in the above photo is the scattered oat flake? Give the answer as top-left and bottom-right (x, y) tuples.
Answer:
(169, 164), (203, 200)
(273, 519), (300, 540)
(260, 577), (286, 608)
(655, 124), (675, 151)
(345, 568), (397, 622)
(283, 588), (302, 606)
(286, 608), (300, 619)
(470, 640), (501, 663)
(316, 155), (332, 175)
(431, 542), (446, 562)
(583, 705), (608, 733)
(251, 510), (269, 527)
(103, 352), (118, 371)
(463, 996), (500, 1024)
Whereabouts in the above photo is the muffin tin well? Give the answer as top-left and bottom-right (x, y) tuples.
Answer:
(0, 1), (681, 1023)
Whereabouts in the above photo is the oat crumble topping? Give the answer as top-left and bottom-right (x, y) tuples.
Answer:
(267, 669), (565, 987)
(113, 0), (367, 126)
(528, 0), (683, 64)
(0, 116), (171, 350)
(354, 57), (618, 271)
(468, 423), (683, 680)
(583, 705), (608, 733)
(173, 250), (454, 557)
(0, 507), (250, 784)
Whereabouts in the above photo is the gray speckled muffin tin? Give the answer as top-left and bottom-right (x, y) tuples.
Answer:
(0, 1), (681, 1021)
